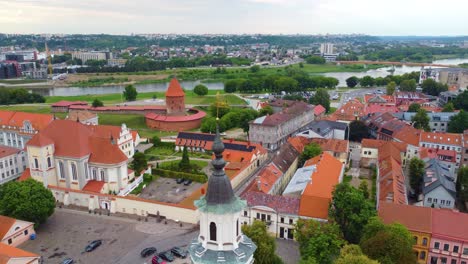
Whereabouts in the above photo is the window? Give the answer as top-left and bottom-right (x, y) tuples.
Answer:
(209, 222), (217, 241)
(451, 260), (457, 264)
(24, 229), (28, 235)
(47, 157), (51, 168)
(441, 200), (446, 205)
(59, 162), (65, 179)
(414, 236), (418, 244)
(34, 158), (38, 169)
(444, 244), (450, 251)
(243, 211), (247, 217)
(256, 213), (260, 219)
(441, 257), (447, 264)
(236, 219), (239, 237)
(92, 169), (97, 180)
(280, 217), (284, 223)
(428, 197), (432, 203)
(461, 261), (466, 264)
(100, 170), (105, 181)
(463, 248), (468, 255)
(447, 201), (451, 206)
(423, 238), (428, 246)
(419, 251), (426, 260)
(433, 198), (438, 203)
(454, 246), (459, 253)
(434, 242), (440, 249)
(289, 219), (293, 225)
(71, 163), (77, 181)
(267, 215), (271, 221)
(7, 239), (12, 245)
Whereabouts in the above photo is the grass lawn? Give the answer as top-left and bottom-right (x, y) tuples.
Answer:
(329, 107), (337, 114)
(0, 79), (48, 84)
(145, 147), (176, 157)
(159, 159), (209, 169)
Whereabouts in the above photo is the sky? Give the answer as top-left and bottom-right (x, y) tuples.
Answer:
(1, 0), (468, 35)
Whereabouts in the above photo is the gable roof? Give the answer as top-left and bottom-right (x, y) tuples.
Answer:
(310, 138), (349, 153)
(242, 191), (300, 215)
(165, 78), (185, 97)
(301, 120), (347, 137)
(247, 163), (282, 194)
(82, 180), (106, 193)
(432, 209), (468, 241)
(420, 131), (463, 146)
(0, 111), (53, 132)
(0, 215), (16, 240)
(378, 150), (407, 205)
(0, 146), (21, 159)
(0, 243), (39, 264)
(378, 203), (432, 234)
(423, 158), (456, 197)
(272, 142), (299, 173)
(313, 105), (326, 116)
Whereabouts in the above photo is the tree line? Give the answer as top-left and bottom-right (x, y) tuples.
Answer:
(0, 88), (45, 105)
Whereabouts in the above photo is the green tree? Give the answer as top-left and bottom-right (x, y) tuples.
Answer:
(274, 76), (299, 93)
(386, 81), (396, 95)
(329, 182), (376, 244)
(456, 166), (468, 207)
(360, 217), (416, 264)
(259, 105), (274, 116)
(201, 117), (218, 133)
(224, 80), (238, 93)
(407, 103), (421, 113)
(92, 99), (104, 107)
(242, 221), (283, 264)
(349, 120), (369, 142)
(299, 143), (322, 166)
(193, 84), (208, 96)
(250, 65), (261, 73)
(295, 219), (345, 264)
(409, 157), (425, 196)
(346, 76), (359, 88)
(210, 99), (230, 118)
(152, 136), (161, 147)
(359, 181), (370, 199)
(179, 146), (191, 172)
(309, 88), (330, 113)
(454, 90), (468, 111)
(411, 109), (430, 131)
(442, 102), (455, 112)
(422, 78), (448, 96)
(123, 84), (138, 101)
(448, 110), (468, 133)
(334, 245), (379, 264)
(306, 55), (326, 64)
(0, 179), (55, 227)
(360, 76), (375, 87)
(131, 152), (147, 174)
(399, 79), (417, 92)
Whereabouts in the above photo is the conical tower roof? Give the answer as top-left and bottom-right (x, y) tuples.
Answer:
(165, 78), (185, 97)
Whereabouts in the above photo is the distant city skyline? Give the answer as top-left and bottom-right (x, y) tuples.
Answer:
(1, 0), (468, 36)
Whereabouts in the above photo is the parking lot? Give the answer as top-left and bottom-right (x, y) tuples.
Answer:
(20, 209), (197, 264)
(139, 177), (202, 203)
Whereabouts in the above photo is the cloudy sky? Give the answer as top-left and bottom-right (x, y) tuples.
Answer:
(1, 0), (467, 35)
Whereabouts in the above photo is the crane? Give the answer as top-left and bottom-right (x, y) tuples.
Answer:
(45, 42), (53, 77)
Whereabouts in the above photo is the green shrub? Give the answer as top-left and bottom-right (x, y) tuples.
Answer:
(152, 168), (208, 183)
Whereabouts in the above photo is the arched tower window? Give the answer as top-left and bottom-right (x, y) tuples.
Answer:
(47, 157), (52, 168)
(59, 161), (65, 179)
(71, 163), (77, 181)
(209, 222), (217, 241)
(34, 158), (39, 169)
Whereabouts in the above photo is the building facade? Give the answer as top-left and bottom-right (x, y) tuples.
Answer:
(394, 112), (457, 133)
(0, 215), (35, 248)
(0, 146), (27, 185)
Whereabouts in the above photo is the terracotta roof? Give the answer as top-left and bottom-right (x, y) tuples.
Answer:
(0, 145), (20, 159)
(287, 137), (312, 153)
(27, 133), (54, 147)
(310, 138), (349, 153)
(251, 101), (313, 127)
(246, 163), (282, 194)
(0, 111), (53, 131)
(18, 169), (31, 181)
(328, 99), (365, 122)
(313, 105), (326, 116)
(51, 100), (88, 107)
(432, 208), (468, 241)
(299, 153), (343, 219)
(165, 78), (185, 97)
(365, 104), (400, 115)
(378, 203), (432, 234)
(361, 139), (387, 149)
(0, 215), (16, 240)
(378, 143), (408, 206)
(66, 111), (97, 122)
(88, 137), (127, 164)
(145, 108), (206, 122)
(131, 131), (139, 142)
(419, 147), (457, 163)
(0, 243), (39, 263)
(420, 131), (463, 146)
(364, 112), (421, 146)
(82, 180), (106, 193)
(364, 94), (395, 104)
(272, 142), (299, 174)
(242, 191), (300, 215)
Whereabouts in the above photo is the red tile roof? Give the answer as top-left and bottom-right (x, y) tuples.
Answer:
(328, 99), (365, 122)
(310, 138), (349, 153)
(82, 180), (106, 193)
(165, 78), (185, 97)
(0, 215), (16, 240)
(361, 139), (387, 149)
(432, 209), (468, 241)
(287, 137), (312, 153)
(420, 131), (463, 146)
(0, 145), (20, 159)
(0, 243), (39, 263)
(377, 142), (407, 206)
(145, 109), (206, 122)
(242, 191), (300, 215)
(419, 147), (457, 163)
(51, 100), (88, 107)
(378, 203), (432, 234)
(246, 163), (282, 194)
(66, 110), (97, 122)
(314, 105), (326, 116)
(299, 153), (343, 219)
(18, 169), (31, 181)
(365, 104), (400, 115)
(0, 111), (53, 131)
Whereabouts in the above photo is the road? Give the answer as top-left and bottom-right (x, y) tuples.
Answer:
(331, 87), (387, 108)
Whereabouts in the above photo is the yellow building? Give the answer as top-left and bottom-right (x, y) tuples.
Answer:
(378, 203), (432, 264)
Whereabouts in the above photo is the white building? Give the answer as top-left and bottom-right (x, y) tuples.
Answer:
(320, 43), (335, 54)
(0, 145), (27, 185)
(71, 52), (108, 63)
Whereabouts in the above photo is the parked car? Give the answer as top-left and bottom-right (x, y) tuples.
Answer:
(84, 240), (102, 252)
(176, 178), (185, 184)
(152, 255), (166, 264)
(332, 94), (339, 100)
(159, 251), (175, 262)
(141, 247), (157, 258)
(183, 179), (192, 186)
(170, 247), (187, 258)
(60, 258), (74, 264)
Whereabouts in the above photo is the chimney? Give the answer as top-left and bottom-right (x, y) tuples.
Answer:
(257, 178), (262, 191)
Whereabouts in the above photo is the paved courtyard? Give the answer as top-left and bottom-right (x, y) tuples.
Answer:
(139, 177), (202, 203)
(20, 209), (196, 264)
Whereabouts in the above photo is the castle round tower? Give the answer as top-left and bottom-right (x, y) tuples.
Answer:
(165, 78), (186, 116)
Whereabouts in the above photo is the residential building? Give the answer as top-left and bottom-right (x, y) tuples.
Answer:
(429, 209), (468, 264)
(295, 120), (348, 140)
(310, 138), (349, 165)
(364, 94), (396, 105)
(326, 99), (365, 123)
(66, 111), (99, 125)
(249, 101), (315, 150)
(419, 131), (463, 169)
(419, 148), (457, 177)
(438, 91), (459, 106)
(462, 129), (468, 167)
(247, 163), (283, 195)
(297, 153), (344, 221)
(360, 139), (407, 168)
(268, 99), (297, 113)
(320, 43), (335, 55)
(0, 243), (40, 264)
(423, 159), (456, 209)
(378, 203), (432, 264)
(241, 191), (300, 239)
(394, 112), (457, 133)
(0, 215), (35, 247)
(188, 126), (256, 264)
(394, 91), (432, 106)
(0, 62), (21, 79)
(24, 120), (136, 195)
(0, 145), (27, 185)
(71, 51), (108, 64)
(50, 101), (88, 113)
(0, 111), (54, 149)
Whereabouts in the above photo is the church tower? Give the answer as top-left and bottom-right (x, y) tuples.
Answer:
(188, 122), (256, 264)
(165, 78), (186, 116)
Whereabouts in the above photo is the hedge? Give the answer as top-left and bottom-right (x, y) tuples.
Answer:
(152, 168), (208, 183)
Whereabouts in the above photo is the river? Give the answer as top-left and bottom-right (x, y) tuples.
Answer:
(32, 58), (468, 97)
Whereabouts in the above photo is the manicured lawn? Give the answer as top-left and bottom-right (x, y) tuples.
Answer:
(145, 147), (176, 157)
(159, 159), (209, 170)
